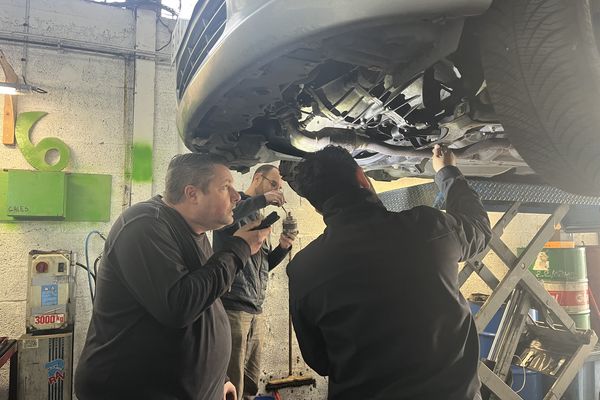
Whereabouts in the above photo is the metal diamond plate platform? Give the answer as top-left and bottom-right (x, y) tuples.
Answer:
(378, 182), (439, 211)
(379, 179), (600, 211)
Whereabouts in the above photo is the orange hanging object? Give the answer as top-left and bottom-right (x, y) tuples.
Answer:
(3, 94), (15, 145)
(0, 49), (18, 145)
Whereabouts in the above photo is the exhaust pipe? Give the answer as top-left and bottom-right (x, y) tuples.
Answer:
(287, 122), (516, 161)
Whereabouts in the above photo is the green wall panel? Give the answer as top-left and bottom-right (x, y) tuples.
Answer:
(65, 174), (112, 221)
(0, 171), (14, 222)
(7, 170), (66, 219)
(0, 170), (112, 222)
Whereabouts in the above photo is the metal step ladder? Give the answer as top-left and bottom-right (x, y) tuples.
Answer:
(379, 179), (600, 400)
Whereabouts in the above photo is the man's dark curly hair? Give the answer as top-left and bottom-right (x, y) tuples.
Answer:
(295, 146), (361, 212)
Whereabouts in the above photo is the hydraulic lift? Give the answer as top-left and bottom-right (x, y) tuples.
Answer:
(380, 179), (600, 400)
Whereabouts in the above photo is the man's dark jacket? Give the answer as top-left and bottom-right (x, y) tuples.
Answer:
(75, 195), (250, 400)
(213, 193), (288, 314)
(287, 166), (492, 400)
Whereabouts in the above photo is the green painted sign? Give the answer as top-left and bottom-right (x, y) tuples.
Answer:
(0, 170), (112, 222)
(15, 111), (70, 171)
(7, 170), (66, 219)
(1, 111), (113, 222)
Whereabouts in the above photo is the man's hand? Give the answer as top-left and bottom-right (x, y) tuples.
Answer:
(223, 381), (237, 400)
(279, 231), (297, 249)
(234, 219), (271, 254)
(432, 144), (456, 172)
(264, 190), (285, 207)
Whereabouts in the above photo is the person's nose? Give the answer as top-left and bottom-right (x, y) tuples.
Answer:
(230, 187), (241, 204)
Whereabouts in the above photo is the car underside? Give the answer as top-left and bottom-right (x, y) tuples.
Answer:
(176, 0), (600, 195)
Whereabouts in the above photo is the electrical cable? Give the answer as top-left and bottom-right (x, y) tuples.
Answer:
(93, 254), (102, 279)
(159, 3), (178, 17)
(512, 355), (527, 393)
(18, 75), (49, 94)
(155, 34), (172, 52)
(157, 15), (172, 31)
(75, 262), (96, 281)
(78, 1), (179, 52)
(85, 231), (106, 302)
(156, 15), (174, 52)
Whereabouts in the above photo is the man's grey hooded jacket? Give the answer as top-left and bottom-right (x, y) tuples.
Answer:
(213, 193), (288, 314)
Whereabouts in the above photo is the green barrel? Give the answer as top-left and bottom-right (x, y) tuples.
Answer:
(528, 247), (590, 329)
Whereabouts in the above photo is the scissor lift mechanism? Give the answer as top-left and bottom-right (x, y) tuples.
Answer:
(380, 179), (600, 400)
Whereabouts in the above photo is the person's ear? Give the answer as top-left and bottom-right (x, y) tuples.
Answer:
(183, 185), (200, 203)
(355, 167), (369, 189)
(355, 167), (376, 193)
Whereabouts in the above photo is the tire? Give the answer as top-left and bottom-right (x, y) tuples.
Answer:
(479, 0), (600, 196)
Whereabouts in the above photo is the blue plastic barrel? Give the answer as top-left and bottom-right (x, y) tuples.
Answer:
(469, 302), (504, 358)
(511, 367), (544, 400)
(469, 301), (543, 400)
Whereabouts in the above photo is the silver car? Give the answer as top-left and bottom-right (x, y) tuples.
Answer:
(176, 0), (600, 196)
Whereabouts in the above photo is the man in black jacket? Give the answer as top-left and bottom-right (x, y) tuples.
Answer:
(288, 145), (492, 400)
(75, 154), (270, 400)
(213, 164), (296, 400)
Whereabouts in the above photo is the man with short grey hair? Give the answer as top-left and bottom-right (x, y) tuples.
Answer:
(76, 153), (271, 400)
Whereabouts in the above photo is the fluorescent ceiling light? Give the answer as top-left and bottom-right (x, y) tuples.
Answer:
(0, 82), (47, 95)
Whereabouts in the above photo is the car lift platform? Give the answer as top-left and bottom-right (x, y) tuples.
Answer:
(380, 179), (600, 400)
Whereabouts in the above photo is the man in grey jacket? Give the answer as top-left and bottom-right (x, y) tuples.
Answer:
(76, 154), (270, 400)
(213, 165), (297, 399)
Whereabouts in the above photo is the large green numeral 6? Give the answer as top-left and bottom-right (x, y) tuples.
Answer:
(15, 112), (70, 171)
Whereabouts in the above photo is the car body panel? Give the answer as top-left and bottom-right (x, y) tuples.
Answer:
(176, 0), (493, 151)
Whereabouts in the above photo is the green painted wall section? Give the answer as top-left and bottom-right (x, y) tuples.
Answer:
(0, 170), (112, 222)
(132, 141), (152, 182)
(15, 112), (71, 171)
(66, 173), (112, 221)
(0, 172), (14, 222)
(1, 111), (112, 222)
(7, 170), (66, 218)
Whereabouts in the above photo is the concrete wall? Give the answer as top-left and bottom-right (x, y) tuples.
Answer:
(0, 0), (181, 398)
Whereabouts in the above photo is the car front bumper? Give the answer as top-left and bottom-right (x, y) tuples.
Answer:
(176, 0), (493, 149)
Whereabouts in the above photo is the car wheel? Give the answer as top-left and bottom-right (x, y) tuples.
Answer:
(479, 0), (600, 195)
